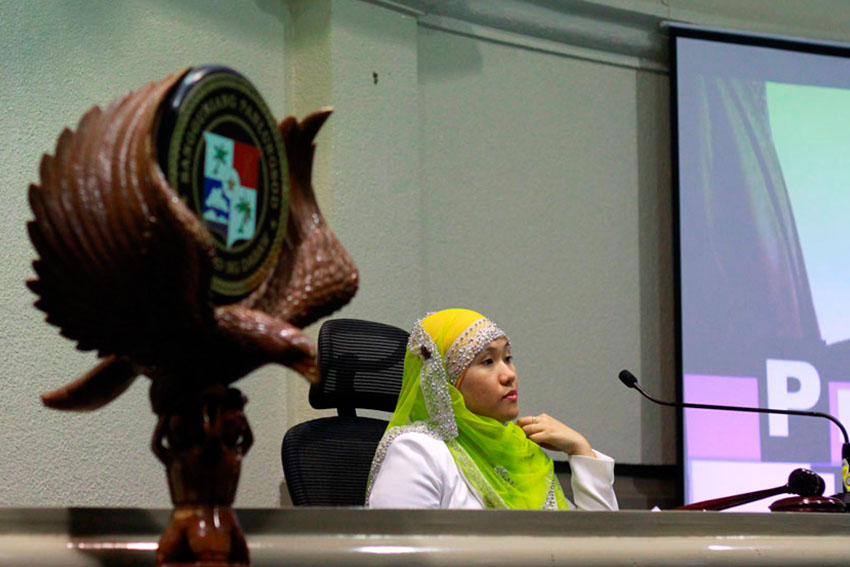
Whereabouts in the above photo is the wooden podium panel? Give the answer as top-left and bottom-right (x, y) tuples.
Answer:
(1, 508), (848, 566)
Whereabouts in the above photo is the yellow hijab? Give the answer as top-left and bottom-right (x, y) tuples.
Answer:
(368, 309), (569, 509)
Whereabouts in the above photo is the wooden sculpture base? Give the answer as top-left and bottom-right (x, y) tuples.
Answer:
(152, 386), (253, 566)
(157, 506), (248, 567)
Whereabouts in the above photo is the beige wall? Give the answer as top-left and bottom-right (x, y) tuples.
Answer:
(0, 0), (294, 508)
(2, 0), (849, 508)
(418, 26), (672, 465)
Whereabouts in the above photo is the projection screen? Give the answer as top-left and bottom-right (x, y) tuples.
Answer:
(671, 24), (850, 511)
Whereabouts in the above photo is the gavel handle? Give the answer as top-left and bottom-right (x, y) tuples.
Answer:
(674, 485), (787, 511)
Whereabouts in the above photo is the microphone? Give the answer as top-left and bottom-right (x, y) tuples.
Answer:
(618, 369), (850, 495)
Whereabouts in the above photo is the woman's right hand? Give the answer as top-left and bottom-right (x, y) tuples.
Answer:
(516, 413), (595, 457)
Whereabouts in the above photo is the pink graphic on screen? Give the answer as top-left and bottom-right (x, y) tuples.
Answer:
(684, 374), (761, 460)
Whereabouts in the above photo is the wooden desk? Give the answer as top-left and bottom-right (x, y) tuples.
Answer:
(1, 508), (849, 566)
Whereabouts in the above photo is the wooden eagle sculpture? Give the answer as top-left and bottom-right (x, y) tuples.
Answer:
(27, 70), (358, 416)
(26, 69), (358, 566)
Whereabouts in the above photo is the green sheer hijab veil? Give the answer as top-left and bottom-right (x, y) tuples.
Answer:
(367, 309), (569, 510)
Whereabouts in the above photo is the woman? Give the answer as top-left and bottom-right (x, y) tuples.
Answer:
(367, 308), (618, 510)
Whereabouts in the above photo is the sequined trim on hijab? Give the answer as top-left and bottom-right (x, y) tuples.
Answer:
(445, 317), (508, 385)
(407, 318), (458, 440)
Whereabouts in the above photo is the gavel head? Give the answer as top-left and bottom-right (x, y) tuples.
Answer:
(787, 468), (825, 497)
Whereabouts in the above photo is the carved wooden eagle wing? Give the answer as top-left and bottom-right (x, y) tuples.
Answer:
(245, 109), (359, 330)
(29, 72), (356, 414)
(28, 74), (217, 364)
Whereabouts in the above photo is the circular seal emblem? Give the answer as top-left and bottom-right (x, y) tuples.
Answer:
(156, 66), (288, 304)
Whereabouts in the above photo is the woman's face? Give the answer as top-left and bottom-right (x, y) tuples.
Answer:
(458, 337), (518, 422)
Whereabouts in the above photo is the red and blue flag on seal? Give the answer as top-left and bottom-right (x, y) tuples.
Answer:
(202, 132), (259, 248)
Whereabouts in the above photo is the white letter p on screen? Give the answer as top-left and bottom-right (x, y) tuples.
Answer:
(766, 359), (821, 437)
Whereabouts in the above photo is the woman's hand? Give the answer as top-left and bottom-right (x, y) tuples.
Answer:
(516, 413), (595, 457)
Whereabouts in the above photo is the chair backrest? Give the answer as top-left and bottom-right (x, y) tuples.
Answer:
(282, 318), (408, 506)
(282, 416), (389, 506)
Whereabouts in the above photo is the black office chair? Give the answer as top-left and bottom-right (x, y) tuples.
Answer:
(281, 318), (408, 506)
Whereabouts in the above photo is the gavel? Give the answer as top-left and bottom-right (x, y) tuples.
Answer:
(675, 468), (845, 512)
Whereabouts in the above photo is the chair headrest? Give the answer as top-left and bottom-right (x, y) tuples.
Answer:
(310, 318), (408, 412)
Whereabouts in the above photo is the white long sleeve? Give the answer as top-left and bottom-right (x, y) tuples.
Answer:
(367, 432), (618, 510)
(568, 450), (619, 510)
(368, 432), (483, 509)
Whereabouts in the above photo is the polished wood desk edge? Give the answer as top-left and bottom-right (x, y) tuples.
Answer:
(2, 509), (850, 567)
(3, 507), (850, 538)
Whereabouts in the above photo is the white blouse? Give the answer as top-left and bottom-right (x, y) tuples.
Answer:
(368, 431), (619, 510)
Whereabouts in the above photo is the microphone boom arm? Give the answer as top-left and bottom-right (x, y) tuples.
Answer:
(618, 370), (850, 445)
